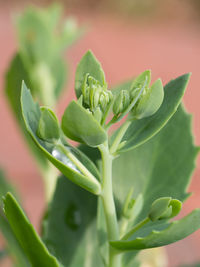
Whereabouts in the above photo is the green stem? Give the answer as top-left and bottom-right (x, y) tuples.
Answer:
(121, 217), (150, 241)
(98, 143), (121, 267)
(110, 120), (131, 154)
(40, 163), (59, 201)
(58, 144), (101, 192)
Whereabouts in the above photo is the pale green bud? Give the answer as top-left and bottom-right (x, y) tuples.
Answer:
(82, 73), (90, 106)
(148, 197), (182, 222)
(37, 107), (60, 142)
(99, 91), (111, 112)
(81, 74), (113, 118)
(130, 78), (164, 120)
(113, 90), (130, 115)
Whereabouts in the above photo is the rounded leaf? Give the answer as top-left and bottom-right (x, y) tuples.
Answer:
(148, 197), (182, 222)
(61, 100), (107, 147)
(75, 50), (106, 98)
(37, 106), (60, 142)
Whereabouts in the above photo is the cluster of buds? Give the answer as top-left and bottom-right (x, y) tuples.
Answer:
(113, 70), (164, 120)
(81, 74), (113, 123)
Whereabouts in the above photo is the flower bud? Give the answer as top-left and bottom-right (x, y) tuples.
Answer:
(81, 74), (113, 113)
(130, 78), (164, 120)
(148, 197), (182, 222)
(37, 107), (60, 142)
(113, 90), (130, 115)
(99, 91), (112, 112)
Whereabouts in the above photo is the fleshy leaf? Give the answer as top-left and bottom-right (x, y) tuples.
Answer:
(37, 107), (60, 142)
(42, 176), (104, 267)
(130, 70), (151, 88)
(112, 105), (198, 219)
(112, 104), (198, 263)
(110, 209), (200, 250)
(75, 50), (106, 98)
(111, 73), (190, 152)
(21, 82), (101, 195)
(3, 193), (60, 267)
(61, 100), (107, 147)
(0, 169), (30, 266)
(130, 78), (164, 119)
(5, 53), (49, 170)
(80, 100), (198, 264)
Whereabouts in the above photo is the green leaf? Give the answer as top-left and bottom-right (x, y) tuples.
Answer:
(130, 78), (164, 119)
(16, 6), (56, 64)
(97, 198), (109, 266)
(0, 169), (16, 202)
(61, 100), (107, 147)
(5, 53), (50, 169)
(3, 193), (60, 267)
(111, 104), (198, 262)
(0, 211), (30, 267)
(112, 105), (198, 219)
(110, 209), (200, 250)
(111, 73), (190, 152)
(21, 83), (101, 195)
(37, 107), (60, 142)
(78, 104), (198, 263)
(75, 50), (106, 98)
(0, 170), (30, 267)
(43, 176), (104, 267)
(131, 70), (151, 88)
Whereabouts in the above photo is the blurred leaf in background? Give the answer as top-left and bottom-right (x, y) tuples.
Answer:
(0, 169), (31, 266)
(5, 4), (83, 198)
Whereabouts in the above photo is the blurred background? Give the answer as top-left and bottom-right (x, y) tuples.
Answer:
(0, 0), (200, 266)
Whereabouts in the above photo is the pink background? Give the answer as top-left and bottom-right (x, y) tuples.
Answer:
(0, 2), (200, 266)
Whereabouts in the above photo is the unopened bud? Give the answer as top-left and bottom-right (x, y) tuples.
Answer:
(130, 77), (164, 120)
(37, 107), (60, 142)
(148, 197), (182, 222)
(113, 90), (130, 115)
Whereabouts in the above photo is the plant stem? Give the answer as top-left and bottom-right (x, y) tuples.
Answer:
(121, 217), (150, 241)
(40, 163), (59, 201)
(110, 120), (131, 154)
(99, 143), (121, 267)
(58, 144), (101, 193)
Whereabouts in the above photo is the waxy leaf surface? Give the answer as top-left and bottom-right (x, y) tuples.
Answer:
(81, 104), (198, 265)
(21, 83), (101, 195)
(112, 105), (198, 218)
(110, 209), (200, 250)
(62, 100), (107, 147)
(43, 176), (104, 267)
(0, 170), (30, 267)
(111, 74), (190, 152)
(75, 50), (106, 98)
(3, 193), (60, 267)
(5, 53), (49, 170)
